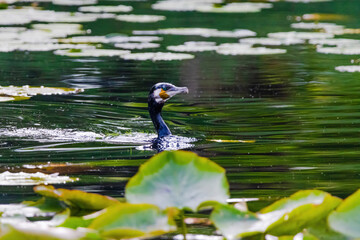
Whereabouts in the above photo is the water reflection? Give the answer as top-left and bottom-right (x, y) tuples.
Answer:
(0, 0), (359, 208)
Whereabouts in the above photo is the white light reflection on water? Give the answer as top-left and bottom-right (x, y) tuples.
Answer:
(0, 128), (196, 152)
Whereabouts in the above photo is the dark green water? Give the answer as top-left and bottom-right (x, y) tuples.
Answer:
(0, 0), (360, 212)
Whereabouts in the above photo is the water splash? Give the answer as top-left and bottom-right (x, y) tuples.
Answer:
(0, 128), (196, 152)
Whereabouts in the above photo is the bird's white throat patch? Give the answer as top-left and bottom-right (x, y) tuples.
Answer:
(153, 88), (165, 103)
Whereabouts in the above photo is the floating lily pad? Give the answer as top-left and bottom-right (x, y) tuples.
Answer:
(54, 49), (130, 57)
(211, 204), (263, 239)
(52, 0), (97, 6)
(152, 0), (222, 12)
(268, 31), (334, 39)
(335, 65), (360, 72)
(34, 185), (119, 210)
(0, 222), (93, 240)
(60, 35), (162, 44)
(211, 190), (341, 238)
(31, 23), (85, 37)
(309, 38), (360, 46)
(291, 22), (344, 31)
(216, 43), (286, 55)
(152, 1), (272, 13)
(285, 0), (331, 2)
(260, 190), (342, 236)
(0, 8), (99, 25)
(133, 28), (256, 38)
(0, 43), (94, 52)
(0, 85), (83, 98)
(173, 234), (223, 240)
(0, 96), (15, 102)
(125, 151), (229, 211)
(115, 42), (160, 49)
(167, 41), (218, 52)
(317, 45), (360, 55)
(0, 171), (76, 186)
(307, 218), (347, 240)
(240, 37), (304, 46)
(116, 14), (166, 23)
(121, 52), (194, 61)
(196, 2), (272, 13)
(79, 5), (133, 13)
(301, 13), (347, 21)
(89, 203), (177, 239)
(328, 189), (360, 238)
(0, 203), (56, 218)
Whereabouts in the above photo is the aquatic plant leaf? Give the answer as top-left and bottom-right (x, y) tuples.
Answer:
(120, 52), (194, 61)
(78, 5), (133, 13)
(133, 28), (256, 38)
(167, 41), (218, 52)
(268, 31), (334, 39)
(261, 190), (342, 236)
(335, 66), (360, 73)
(291, 22), (343, 31)
(0, 96), (15, 102)
(216, 43), (286, 55)
(89, 203), (176, 239)
(317, 45), (360, 55)
(125, 151), (229, 211)
(210, 204), (263, 239)
(59, 216), (95, 229)
(114, 42), (160, 50)
(52, 0), (97, 6)
(0, 222), (95, 240)
(240, 37), (304, 46)
(34, 185), (119, 210)
(328, 189), (360, 238)
(152, 1), (272, 13)
(0, 85), (83, 98)
(196, 2), (272, 13)
(0, 171), (76, 186)
(309, 38), (360, 46)
(116, 14), (166, 23)
(307, 218), (347, 240)
(60, 35), (162, 44)
(285, 0), (331, 2)
(54, 49), (130, 57)
(0, 203), (52, 218)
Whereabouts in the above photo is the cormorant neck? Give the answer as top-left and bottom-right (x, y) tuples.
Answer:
(148, 98), (171, 138)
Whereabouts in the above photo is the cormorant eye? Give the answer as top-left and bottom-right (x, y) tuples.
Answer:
(162, 86), (168, 91)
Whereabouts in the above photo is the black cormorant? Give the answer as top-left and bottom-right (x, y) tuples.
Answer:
(148, 82), (189, 150)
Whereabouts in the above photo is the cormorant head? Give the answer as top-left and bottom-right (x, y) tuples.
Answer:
(148, 82), (189, 105)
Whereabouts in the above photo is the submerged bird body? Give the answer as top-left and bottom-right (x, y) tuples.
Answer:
(148, 82), (188, 150)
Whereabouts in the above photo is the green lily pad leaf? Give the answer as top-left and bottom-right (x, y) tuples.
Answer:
(34, 185), (119, 210)
(210, 204), (263, 239)
(24, 197), (66, 214)
(59, 209), (105, 229)
(0, 171), (77, 185)
(261, 190), (342, 236)
(307, 218), (347, 240)
(89, 203), (177, 239)
(0, 223), (96, 240)
(125, 151), (229, 211)
(328, 189), (360, 238)
(59, 216), (95, 229)
(0, 85), (83, 102)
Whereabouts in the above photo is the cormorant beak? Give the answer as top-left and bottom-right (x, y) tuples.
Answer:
(163, 86), (188, 100)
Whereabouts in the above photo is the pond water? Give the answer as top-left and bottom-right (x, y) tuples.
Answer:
(0, 0), (360, 215)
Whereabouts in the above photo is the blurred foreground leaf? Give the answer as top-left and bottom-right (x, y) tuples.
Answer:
(125, 151), (229, 211)
(328, 189), (360, 238)
(89, 203), (177, 239)
(34, 185), (119, 210)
